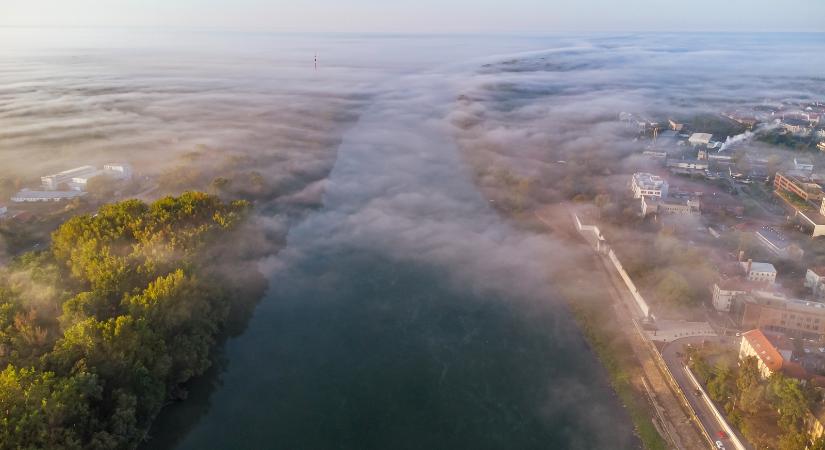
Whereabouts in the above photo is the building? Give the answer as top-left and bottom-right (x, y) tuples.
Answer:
(640, 197), (700, 217)
(818, 141), (825, 152)
(667, 118), (684, 131)
(741, 292), (825, 338)
(805, 267), (825, 300)
(67, 171), (103, 191)
(713, 278), (752, 312)
(642, 150), (667, 159)
(795, 205), (825, 238)
(739, 329), (786, 379)
(40, 166), (99, 191)
(755, 226), (804, 260)
(741, 260), (777, 284)
(103, 163), (133, 179)
(665, 158), (709, 174)
(630, 173), (668, 199)
(11, 189), (87, 203)
(795, 157), (815, 172)
(0, 204), (6, 218)
(774, 171), (824, 202)
(688, 132), (712, 146)
(782, 117), (813, 135)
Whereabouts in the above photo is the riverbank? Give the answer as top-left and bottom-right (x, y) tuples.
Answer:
(499, 205), (708, 450)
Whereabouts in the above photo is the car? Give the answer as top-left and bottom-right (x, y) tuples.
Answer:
(717, 430), (728, 439)
(715, 441), (725, 449)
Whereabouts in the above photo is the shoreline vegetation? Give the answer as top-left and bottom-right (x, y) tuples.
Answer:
(0, 192), (269, 449)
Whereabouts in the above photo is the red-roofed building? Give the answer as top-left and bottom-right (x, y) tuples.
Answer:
(739, 329), (785, 379)
(739, 329), (825, 383)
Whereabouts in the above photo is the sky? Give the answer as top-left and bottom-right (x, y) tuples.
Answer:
(1, 0), (824, 33)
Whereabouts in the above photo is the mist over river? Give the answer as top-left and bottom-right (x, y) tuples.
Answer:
(16, 29), (822, 450)
(143, 47), (638, 448)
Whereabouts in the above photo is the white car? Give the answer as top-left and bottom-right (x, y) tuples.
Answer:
(715, 441), (725, 449)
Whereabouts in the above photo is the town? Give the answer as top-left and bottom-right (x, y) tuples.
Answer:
(0, 162), (149, 259)
(576, 99), (825, 449)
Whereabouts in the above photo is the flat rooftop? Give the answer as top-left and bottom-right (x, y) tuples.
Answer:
(45, 165), (97, 178)
(11, 190), (87, 200)
(757, 226), (791, 249)
(632, 172), (667, 188)
(743, 261), (777, 273)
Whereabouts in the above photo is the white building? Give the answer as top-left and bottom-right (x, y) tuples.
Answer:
(68, 171), (103, 191)
(41, 166), (99, 191)
(103, 163), (133, 179)
(640, 197), (700, 217)
(712, 279), (750, 312)
(805, 267), (825, 300)
(631, 173), (669, 199)
(688, 133), (712, 146)
(741, 260), (777, 284)
(11, 189), (87, 203)
(795, 157), (814, 172)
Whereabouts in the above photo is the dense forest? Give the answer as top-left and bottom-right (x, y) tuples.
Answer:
(0, 192), (267, 449)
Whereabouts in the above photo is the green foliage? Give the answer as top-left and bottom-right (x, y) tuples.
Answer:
(653, 270), (692, 308)
(0, 192), (258, 449)
(85, 175), (119, 200)
(706, 365), (733, 404)
(769, 374), (809, 436)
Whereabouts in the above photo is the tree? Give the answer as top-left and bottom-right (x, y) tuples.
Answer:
(707, 365), (733, 404)
(0, 193), (257, 448)
(770, 374), (808, 435)
(654, 270), (693, 308)
(811, 436), (825, 450)
(85, 175), (118, 200)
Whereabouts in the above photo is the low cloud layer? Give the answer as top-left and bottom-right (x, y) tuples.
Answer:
(3, 31), (825, 449)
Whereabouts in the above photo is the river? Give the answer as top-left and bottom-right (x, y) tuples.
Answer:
(144, 42), (641, 450)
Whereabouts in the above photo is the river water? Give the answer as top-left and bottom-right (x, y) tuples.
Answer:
(0, 29), (641, 449)
(142, 37), (640, 449)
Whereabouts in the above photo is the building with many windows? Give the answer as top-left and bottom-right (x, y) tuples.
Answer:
(630, 172), (668, 199)
(741, 260), (777, 284)
(739, 329), (787, 379)
(712, 278), (753, 312)
(741, 291), (825, 338)
(775, 171), (823, 202)
(11, 189), (87, 203)
(40, 166), (99, 191)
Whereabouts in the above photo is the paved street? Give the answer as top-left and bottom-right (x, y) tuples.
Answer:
(649, 320), (717, 343)
(661, 336), (751, 450)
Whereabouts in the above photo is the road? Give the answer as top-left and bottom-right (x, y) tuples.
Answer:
(661, 336), (751, 450)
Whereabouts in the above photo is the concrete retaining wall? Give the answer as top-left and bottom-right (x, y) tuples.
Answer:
(607, 248), (651, 318)
(573, 213), (651, 318)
